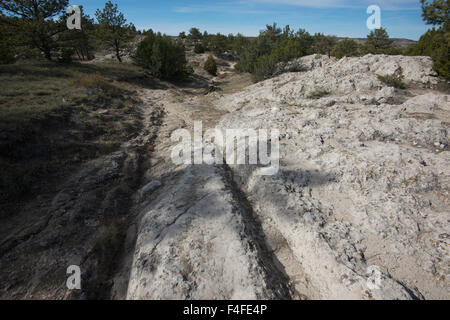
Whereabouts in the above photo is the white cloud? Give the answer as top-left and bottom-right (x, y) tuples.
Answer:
(173, 1), (421, 15)
(249, 0), (421, 10)
(173, 2), (272, 14)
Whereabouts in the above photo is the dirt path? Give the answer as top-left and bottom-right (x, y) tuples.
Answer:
(120, 53), (449, 300)
(0, 54), (265, 300)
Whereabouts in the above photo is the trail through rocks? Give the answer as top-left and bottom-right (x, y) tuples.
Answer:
(123, 70), (300, 299)
(1, 54), (448, 300)
(125, 54), (449, 300)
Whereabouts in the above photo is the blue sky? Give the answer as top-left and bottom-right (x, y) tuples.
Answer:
(74, 0), (431, 40)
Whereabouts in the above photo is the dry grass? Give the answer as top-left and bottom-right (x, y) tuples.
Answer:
(377, 74), (406, 89)
(72, 72), (126, 97)
(0, 61), (145, 204)
(307, 88), (330, 99)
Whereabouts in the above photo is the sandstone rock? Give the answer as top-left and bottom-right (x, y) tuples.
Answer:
(213, 55), (448, 299)
(215, 54), (439, 112)
(127, 165), (290, 300)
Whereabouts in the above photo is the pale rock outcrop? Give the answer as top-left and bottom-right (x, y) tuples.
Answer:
(214, 55), (448, 299)
(127, 165), (291, 300)
(215, 54), (439, 112)
(129, 54), (449, 300)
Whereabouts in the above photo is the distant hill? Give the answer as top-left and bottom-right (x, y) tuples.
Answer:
(338, 37), (417, 49)
(173, 34), (417, 50)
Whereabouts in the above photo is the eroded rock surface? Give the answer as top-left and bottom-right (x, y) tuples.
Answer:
(213, 55), (449, 299)
(1, 54), (448, 300)
(127, 164), (291, 300)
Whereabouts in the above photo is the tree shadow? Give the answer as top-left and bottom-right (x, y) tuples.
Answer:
(174, 73), (210, 90)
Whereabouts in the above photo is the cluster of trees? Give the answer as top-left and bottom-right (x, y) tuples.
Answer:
(180, 27), (238, 57)
(331, 28), (403, 59)
(234, 24), (399, 82)
(0, 0), (138, 64)
(0, 0), (189, 80)
(179, 23), (405, 81)
(133, 29), (189, 80)
(179, 1), (447, 82)
(1, 0), (447, 82)
(405, 0), (449, 79)
(236, 24), (315, 82)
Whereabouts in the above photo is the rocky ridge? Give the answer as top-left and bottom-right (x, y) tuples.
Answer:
(128, 54), (449, 300)
(213, 54), (449, 299)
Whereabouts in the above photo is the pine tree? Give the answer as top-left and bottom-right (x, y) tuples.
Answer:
(133, 30), (188, 80)
(188, 27), (202, 42)
(421, 0), (449, 30)
(0, 0), (69, 60)
(204, 55), (217, 76)
(363, 28), (394, 54)
(312, 33), (337, 57)
(232, 33), (250, 56)
(58, 5), (95, 61)
(405, 1), (449, 79)
(331, 39), (360, 59)
(0, 16), (16, 64)
(95, 1), (134, 62)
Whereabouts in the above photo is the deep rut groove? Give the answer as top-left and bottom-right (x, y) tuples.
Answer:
(221, 163), (293, 300)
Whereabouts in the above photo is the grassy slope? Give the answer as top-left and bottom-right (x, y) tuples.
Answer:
(0, 61), (148, 209)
